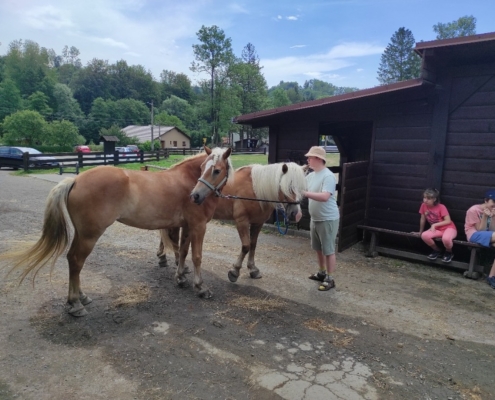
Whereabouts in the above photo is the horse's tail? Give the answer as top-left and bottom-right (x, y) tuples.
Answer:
(3, 178), (76, 283)
(159, 228), (180, 256)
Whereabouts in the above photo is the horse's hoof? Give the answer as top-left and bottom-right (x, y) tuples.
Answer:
(176, 277), (189, 288)
(198, 289), (213, 299)
(68, 303), (88, 317)
(80, 294), (93, 306)
(228, 270), (239, 282)
(158, 259), (169, 268)
(249, 270), (262, 279)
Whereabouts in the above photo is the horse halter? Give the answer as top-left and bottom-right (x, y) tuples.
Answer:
(197, 164), (229, 197)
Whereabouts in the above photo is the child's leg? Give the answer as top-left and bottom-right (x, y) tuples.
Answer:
(421, 230), (443, 249)
(441, 228), (457, 251)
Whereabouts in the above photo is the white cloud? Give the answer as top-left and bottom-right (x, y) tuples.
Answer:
(261, 41), (383, 86)
(89, 37), (129, 50)
(356, 68), (364, 72)
(290, 45), (307, 48)
(228, 3), (249, 13)
(23, 5), (73, 30)
(287, 16), (298, 20)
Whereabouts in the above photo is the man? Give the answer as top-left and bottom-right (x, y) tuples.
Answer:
(298, 146), (340, 291)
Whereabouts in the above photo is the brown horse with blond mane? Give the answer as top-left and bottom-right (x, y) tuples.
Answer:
(1, 146), (232, 316)
(158, 162), (307, 282)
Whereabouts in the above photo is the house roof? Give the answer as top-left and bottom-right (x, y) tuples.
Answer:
(122, 125), (190, 142)
(234, 31), (495, 126)
(100, 135), (119, 142)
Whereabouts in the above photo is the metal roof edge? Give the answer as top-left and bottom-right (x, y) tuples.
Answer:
(234, 78), (425, 123)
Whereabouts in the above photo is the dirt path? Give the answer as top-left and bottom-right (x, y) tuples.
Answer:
(0, 170), (494, 400)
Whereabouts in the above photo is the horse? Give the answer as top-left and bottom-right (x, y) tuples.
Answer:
(1, 146), (233, 316)
(158, 162), (307, 282)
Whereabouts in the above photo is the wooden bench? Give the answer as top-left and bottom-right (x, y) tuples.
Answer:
(357, 225), (486, 279)
(59, 162), (80, 175)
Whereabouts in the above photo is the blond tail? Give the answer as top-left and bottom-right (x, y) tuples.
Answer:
(3, 178), (75, 284)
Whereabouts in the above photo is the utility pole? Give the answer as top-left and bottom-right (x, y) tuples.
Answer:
(150, 100), (154, 151)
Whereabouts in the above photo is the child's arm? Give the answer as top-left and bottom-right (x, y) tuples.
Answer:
(475, 208), (491, 231)
(417, 214), (426, 234)
(430, 214), (453, 231)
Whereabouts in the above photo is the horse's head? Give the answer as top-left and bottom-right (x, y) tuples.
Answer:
(190, 146), (233, 205)
(279, 163), (308, 221)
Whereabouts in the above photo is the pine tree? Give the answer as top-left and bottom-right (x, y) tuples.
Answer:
(377, 27), (421, 85)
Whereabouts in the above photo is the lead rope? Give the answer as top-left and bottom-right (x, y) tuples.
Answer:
(275, 204), (290, 235)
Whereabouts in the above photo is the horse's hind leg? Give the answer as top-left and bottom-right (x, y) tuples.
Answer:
(247, 223), (263, 279)
(228, 220), (250, 282)
(66, 233), (99, 317)
(157, 234), (168, 268)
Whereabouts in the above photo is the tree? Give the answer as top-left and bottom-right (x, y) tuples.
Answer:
(0, 79), (23, 122)
(160, 70), (194, 102)
(52, 83), (84, 124)
(191, 25), (235, 145)
(377, 27), (421, 85)
(160, 95), (195, 127)
(45, 120), (80, 146)
(433, 16), (476, 39)
(270, 87), (291, 107)
(2, 110), (48, 145)
(27, 91), (53, 117)
(155, 111), (188, 133)
(231, 43), (269, 143)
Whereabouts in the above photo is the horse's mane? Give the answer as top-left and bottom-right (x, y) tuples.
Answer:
(250, 162), (307, 209)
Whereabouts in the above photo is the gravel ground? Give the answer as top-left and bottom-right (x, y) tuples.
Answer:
(0, 170), (494, 400)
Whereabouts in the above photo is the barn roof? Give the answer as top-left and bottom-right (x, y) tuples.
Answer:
(122, 125), (190, 142)
(234, 78), (426, 125)
(234, 31), (495, 126)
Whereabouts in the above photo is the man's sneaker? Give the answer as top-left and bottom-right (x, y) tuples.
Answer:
(309, 271), (327, 282)
(442, 252), (453, 263)
(427, 250), (441, 260)
(487, 276), (495, 289)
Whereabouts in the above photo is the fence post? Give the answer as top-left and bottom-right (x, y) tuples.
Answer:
(114, 151), (119, 165)
(78, 152), (83, 168)
(264, 148), (267, 155)
(23, 152), (29, 172)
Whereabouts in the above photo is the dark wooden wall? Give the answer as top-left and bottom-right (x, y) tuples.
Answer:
(442, 72), (495, 240)
(366, 97), (435, 231)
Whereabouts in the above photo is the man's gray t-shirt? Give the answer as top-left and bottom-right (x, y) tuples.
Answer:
(306, 168), (339, 221)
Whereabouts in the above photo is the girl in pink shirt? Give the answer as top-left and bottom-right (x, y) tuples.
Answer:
(416, 188), (457, 263)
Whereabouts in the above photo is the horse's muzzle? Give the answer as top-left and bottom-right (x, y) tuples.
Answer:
(190, 192), (204, 205)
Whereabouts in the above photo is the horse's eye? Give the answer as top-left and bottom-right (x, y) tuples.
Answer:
(213, 169), (221, 175)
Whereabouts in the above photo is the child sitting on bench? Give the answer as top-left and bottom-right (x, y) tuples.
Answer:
(465, 189), (495, 289)
(416, 188), (457, 263)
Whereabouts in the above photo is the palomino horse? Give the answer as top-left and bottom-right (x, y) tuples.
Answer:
(3, 147), (233, 316)
(158, 162), (307, 282)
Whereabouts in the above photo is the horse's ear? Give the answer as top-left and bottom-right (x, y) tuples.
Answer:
(204, 146), (212, 155)
(222, 147), (232, 160)
(282, 163), (288, 174)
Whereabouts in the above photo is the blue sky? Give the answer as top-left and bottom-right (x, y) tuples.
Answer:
(1, 0), (494, 90)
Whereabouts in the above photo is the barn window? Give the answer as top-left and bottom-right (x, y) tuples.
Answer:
(182, 141), (186, 147)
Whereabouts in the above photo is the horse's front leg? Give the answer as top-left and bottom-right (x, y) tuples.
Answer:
(190, 225), (211, 298)
(157, 230), (168, 268)
(228, 219), (250, 283)
(246, 223), (263, 279)
(66, 234), (97, 317)
(175, 226), (191, 287)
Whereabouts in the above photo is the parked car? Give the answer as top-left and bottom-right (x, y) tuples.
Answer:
(126, 145), (139, 153)
(324, 145), (339, 153)
(74, 145), (91, 153)
(0, 146), (59, 169)
(115, 147), (135, 157)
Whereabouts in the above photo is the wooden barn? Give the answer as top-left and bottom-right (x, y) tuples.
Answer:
(234, 32), (495, 266)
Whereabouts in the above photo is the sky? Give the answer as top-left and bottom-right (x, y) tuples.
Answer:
(1, 0), (494, 90)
